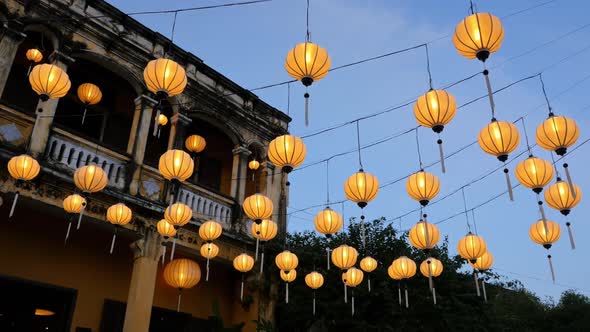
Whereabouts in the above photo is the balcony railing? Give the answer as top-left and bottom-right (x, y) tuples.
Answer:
(178, 183), (235, 228)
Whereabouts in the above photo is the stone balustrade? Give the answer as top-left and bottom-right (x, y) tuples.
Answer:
(177, 186), (234, 228)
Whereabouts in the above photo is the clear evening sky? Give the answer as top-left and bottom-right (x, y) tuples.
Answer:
(106, 0), (589, 300)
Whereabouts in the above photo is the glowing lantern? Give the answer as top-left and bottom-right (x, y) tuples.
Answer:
(314, 207), (343, 237)
(478, 119), (520, 162)
(408, 220), (440, 251)
(198, 220), (223, 242)
(63, 194), (86, 214)
(275, 250), (299, 273)
(158, 150), (194, 182)
(360, 256), (378, 292)
(544, 178), (581, 216)
(536, 114), (579, 156)
(106, 203), (132, 226)
(158, 114), (168, 126)
(453, 13), (504, 62)
(26, 49), (43, 63)
(157, 219), (177, 239)
(163, 258), (201, 312)
(469, 251), (494, 271)
(200, 242), (220, 282)
(185, 134), (206, 154)
(420, 258), (443, 278)
(414, 89), (456, 133)
(331, 244), (358, 270)
(233, 253), (255, 301)
(243, 193), (273, 224)
(76, 83), (103, 124)
(280, 269), (297, 304)
(164, 203), (192, 227)
(406, 170), (440, 206)
(143, 58), (187, 98)
(529, 219), (561, 249)
(267, 135), (306, 173)
(344, 170), (379, 208)
(343, 267), (364, 287)
(248, 159), (260, 171)
(514, 156), (554, 193)
(390, 256), (417, 280)
(251, 219), (278, 241)
(29, 64), (71, 101)
(74, 164), (108, 193)
(7, 154), (41, 216)
(305, 271), (324, 289)
(457, 233), (487, 263)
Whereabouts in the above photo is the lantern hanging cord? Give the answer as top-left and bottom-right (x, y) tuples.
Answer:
(549, 153), (561, 177)
(356, 120), (364, 169)
(305, 0), (311, 41)
(469, 0), (475, 14)
(415, 128), (424, 169)
(539, 73), (553, 114)
(461, 186), (471, 232)
(519, 117), (533, 155)
(424, 44), (433, 90)
(287, 82), (291, 116)
(325, 159), (330, 205)
(471, 209), (479, 235)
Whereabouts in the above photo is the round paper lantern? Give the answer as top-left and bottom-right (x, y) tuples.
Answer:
(158, 114), (168, 126)
(251, 219), (278, 241)
(233, 253), (255, 273)
(305, 271), (324, 289)
(529, 219), (561, 249)
(390, 256), (417, 279)
(106, 203), (132, 226)
(73, 164), (108, 193)
(77, 83), (102, 106)
(185, 135), (206, 154)
(453, 13), (504, 62)
(414, 89), (457, 133)
(387, 264), (401, 280)
(26, 49), (43, 63)
(469, 251), (494, 271)
(420, 258), (443, 278)
(285, 42), (331, 86)
(199, 220), (222, 242)
(267, 135), (306, 173)
(248, 160), (260, 171)
(164, 258), (201, 289)
(164, 203), (192, 227)
(514, 156), (554, 193)
(157, 219), (177, 238)
(544, 178), (582, 215)
(536, 115), (579, 156)
(200, 242), (219, 259)
(331, 244), (358, 270)
(360, 256), (378, 273)
(457, 233), (487, 263)
(408, 220), (440, 251)
(29, 64), (71, 101)
(343, 267), (364, 287)
(243, 193), (273, 224)
(8, 154), (40, 181)
(344, 170), (379, 208)
(275, 250), (299, 273)
(280, 269), (297, 283)
(314, 207), (343, 237)
(478, 119), (520, 161)
(63, 194), (86, 214)
(143, 58), (187, 98)
(406, 170), (440, 206)
(158, 149), (194, 182)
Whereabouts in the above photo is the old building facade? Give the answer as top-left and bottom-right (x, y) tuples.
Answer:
(0, 0), (290, 331)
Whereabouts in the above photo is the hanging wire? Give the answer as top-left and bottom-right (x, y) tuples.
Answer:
(461, 186), (472, 232)
(287, 82), (291, 116)
(539, 73), (553, 114)
(325, 159), (330, 205)
(471, 209), (479, 235)
(305, 0), (311, 41)
(170, 11), (178, 43)
(519, 117), (533, 155)
(424, 44), (433, 90)
(355, 120), (364, 169)
(549, 152), (561, 177)
(415, 128), (424, 169)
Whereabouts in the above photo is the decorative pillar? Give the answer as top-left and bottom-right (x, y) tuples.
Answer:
(0, 22), (26, 97)
(168, 110), (192, 150)
(230, 146), (251, 204)
(29, 51), (75, 158)
(122, 229), (162, 332)
(263, 162), (281, 211)
(128, 95), (157, 196)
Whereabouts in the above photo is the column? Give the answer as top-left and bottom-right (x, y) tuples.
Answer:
(122, 229), (162, 332)
(0, 22), (26, 96)
(128, 95), (156, 196)
(230, 146), (251, 204)
(29, 51), (75, 158)
(167, 110), (191, 150)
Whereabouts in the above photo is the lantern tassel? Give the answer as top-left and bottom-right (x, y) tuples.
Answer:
(64, 221), (72, 244)
(428, 274), (433, 292)
(566, 222), (576, 250)
(255, 238), (259, 261)
(286, 283), (289, 304)
(170, 237), (176, 260)
(484, 69), (496, 117)
(313, 291), (316, 316)
(9, 191), (19, 218)
(504, 169), (514, 201)
(206, 257), (210, 281)
(482, 280), (488, 303)
(427, 261), (433, 291)
(326, 248), (330, 270)
(360, 214), (366, 249)
(157, 127), (161, 139)
(547, 254), (556, 283)
(81, 108), (87, 125)
(260, 251), (265, 274)
(438, 139), (446, 174)
(153, 109), (161, 137)
(563, 163), (576, 199)
(368, 277), (371, 293)
(304, 92), (310, 127)
(405, 285), (409, 309)
(352, 294), (355, 316)
(177, 289), (182, 312)
(344, 283), (348, 303)
(241, 274), (245, 301)
(474, 271), (481, 297)
(110, 233), (116, 254)
(77, 208), (85, 230)
(161, 245), (166, 265)
(539, 201), (548, 230)
(26, 65), (32, 77)
(433, 287), (437, 305)
(398, 283), (402, 307)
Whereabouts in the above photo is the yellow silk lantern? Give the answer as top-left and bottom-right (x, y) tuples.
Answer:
(285, 42), (331, 86)
(305, 271), (324, 289)
(514, 156), (554, 193)
(314, 207), (343, 237)
(360, 256), (378, 273)
(389, 256), (417, 279)
(251, 219), (278, 241)
(536, 115), (579, 156)
(267, 135), (307, 173)
(457, 233), (487, 263)
(198, 220), (223, 242)
(529, 219), (561, 249)
(469, 251), (494, 271)
(344, 170), (379, 208)
(200, 242), (219, 259)
(453, 13), (504, 62)
(331, 244), (358, 270)
(77, 83), (102, 106)
(233, 253), (255, 272)
(408, 220), (440, 251)
(420, 258), (443, 278)
(158, 150), (194, 182)
(73, 164), (108, 193)
(158, 114), (168, 126)
(8, 154), (40, 181)
(164, 203), (192, 227)
(243, 193), (273, 224)
(280, 269), (297, 283)
(63, 194), (86, 214)
(29, 64), (71, 101)
(544, 179), (581, 216)
(26, 49), (43, 63)
(387, 264), (401, 280)
(275, 250), (299, 273)
(343, 267), (364, 287)
(185, 134), (206, 154)
(164, 258), (201, 289)
(406, 170), (440, 206)
(157, 219), (177, 239)
(143, 58), (187, 98)
(478, 119), (520, 162)
(248, 159), (260, 171)
(414, 90), (457, 133)
(106, 203), (132, 225)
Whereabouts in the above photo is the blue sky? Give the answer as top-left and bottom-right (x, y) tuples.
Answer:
(106, 0), (590, 300)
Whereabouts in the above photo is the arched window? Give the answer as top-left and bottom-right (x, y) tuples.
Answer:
(144, 100), (172, 168)
(245, 143), (266, 197)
